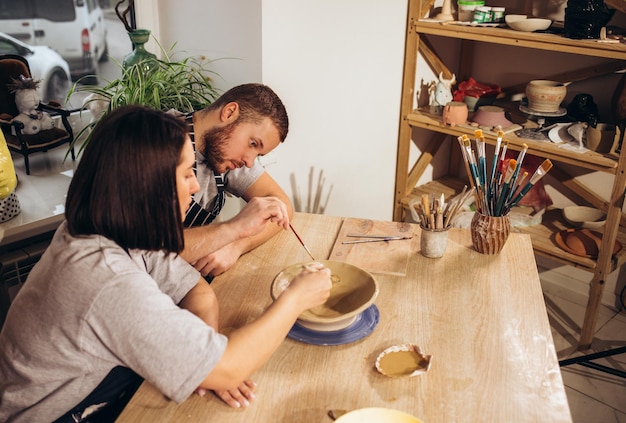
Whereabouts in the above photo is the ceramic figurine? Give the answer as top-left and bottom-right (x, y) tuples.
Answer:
(429, 72), (456, 114)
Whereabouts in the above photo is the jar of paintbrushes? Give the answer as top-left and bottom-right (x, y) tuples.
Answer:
(410, 189), (474, 258)
(458, 129), (553, 254)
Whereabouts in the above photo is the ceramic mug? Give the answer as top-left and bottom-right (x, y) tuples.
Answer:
(586, 123), (617, 154)
(442, 101), (468, 126)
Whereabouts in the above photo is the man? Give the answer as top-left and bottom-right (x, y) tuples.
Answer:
(179, 83), (294, 279)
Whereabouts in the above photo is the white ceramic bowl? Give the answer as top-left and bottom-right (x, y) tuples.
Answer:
(271, 260), (379, 331)
(506, 16), (552, 32)
(335, 407), (423, 423)
(562, 206), (606, 229)
(505, 14), (527, 24)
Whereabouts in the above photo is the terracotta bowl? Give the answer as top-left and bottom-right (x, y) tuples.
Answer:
(271, 260), (379, 331)
(562, 206), (606, 229)
(554, 228), (621, 258)
(471, 105), (513, 129)
(335, 407), (423, 423)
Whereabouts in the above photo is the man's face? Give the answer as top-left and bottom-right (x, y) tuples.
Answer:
(201, 117), (281, 173)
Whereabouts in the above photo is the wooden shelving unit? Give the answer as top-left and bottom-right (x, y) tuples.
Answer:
(394, 0), (626, 349)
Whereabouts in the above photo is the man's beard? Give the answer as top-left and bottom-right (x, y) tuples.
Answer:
(201, 122), (236, 172)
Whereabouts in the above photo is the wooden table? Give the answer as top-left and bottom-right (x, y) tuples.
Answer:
(117, 212), (572, 423)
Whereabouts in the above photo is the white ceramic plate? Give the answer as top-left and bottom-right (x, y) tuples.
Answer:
(548, 123), (575, 143)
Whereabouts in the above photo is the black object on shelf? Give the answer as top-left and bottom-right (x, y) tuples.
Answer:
(564, 0), (616, 39)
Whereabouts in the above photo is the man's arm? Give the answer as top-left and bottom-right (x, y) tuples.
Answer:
(182, 172), (293, 277)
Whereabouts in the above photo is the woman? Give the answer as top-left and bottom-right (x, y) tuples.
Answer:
(0, 105), (331, 422)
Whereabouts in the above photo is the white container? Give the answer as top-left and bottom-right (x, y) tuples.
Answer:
(457, 0), (484, 22)
(473, 6), (492, 23)
(490, 7), (505, 22)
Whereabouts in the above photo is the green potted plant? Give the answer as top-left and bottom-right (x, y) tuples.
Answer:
(67, 45), (221, 155)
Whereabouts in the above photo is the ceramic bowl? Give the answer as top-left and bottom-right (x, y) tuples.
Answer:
(554, 228), (621, 258)
(471, 105), (512, 129)
(506, 16), (552, 32)
(562, 206), (606, 229)
(335, 407), (423, 423)
(271, 260), (379, 331)
(525, 80), (567, 113)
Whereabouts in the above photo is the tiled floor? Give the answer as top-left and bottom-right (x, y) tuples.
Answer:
(541, 279), (626, 422)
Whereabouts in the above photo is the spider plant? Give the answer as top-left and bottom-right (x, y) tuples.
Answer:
(67, 45), (222, 155)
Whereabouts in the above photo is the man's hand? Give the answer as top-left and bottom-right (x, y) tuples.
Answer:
(228, 196), (290, 239)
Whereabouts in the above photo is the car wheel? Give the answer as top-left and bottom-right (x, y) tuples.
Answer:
(99, 41), (109, 63)
(45, 69), (70, 103)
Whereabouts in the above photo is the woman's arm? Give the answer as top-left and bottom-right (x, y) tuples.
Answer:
(178, 278), (219, 330)
(198, 264), (331, 391)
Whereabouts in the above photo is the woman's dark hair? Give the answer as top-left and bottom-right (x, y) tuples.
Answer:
(207, 83), (289, 142)
(65, 105), (189, 253)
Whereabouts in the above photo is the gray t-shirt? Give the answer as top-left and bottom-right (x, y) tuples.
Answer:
(0, 222), (228, 422)
(194, 150), (264, 211)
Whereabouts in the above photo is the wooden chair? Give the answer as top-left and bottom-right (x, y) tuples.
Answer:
(0, 54), (75, 175)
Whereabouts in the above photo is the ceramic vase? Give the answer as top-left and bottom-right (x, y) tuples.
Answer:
(470, 212), (510, 254)
(123, 29), (157, 71)
(525, 80), (567, 113)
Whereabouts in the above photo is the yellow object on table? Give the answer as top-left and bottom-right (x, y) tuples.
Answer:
(0, 130), (17, 200)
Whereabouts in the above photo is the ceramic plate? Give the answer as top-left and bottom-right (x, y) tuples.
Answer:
(287, 304), (379, 345)
(548, 123), (575, 143)
(519, 104), (567, 117)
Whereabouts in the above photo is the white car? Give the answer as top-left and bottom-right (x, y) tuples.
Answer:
(0, 0), (108, 83)
(0, 32), (71, 103)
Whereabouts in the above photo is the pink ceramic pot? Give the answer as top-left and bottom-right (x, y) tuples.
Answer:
(525, 80), (567, 113)
(442, 101), (468, 126)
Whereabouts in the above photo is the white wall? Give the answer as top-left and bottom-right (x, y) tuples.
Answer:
(137, 0), (407, 221)
(260, 1), (407, 220)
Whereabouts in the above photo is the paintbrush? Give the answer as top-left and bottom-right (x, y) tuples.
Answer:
(289, 223), (316, 261)
(506, 143), (528, 205)
(342, 236), (412, 244)
(475, 130), (487, 188)
(508, 159), (553, 209)
(494, 159), (517, 216)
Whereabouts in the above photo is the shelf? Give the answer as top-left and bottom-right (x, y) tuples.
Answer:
(407, 176), (626, 273)
(396, 0), (626, 348)
(414, 21), (626, 60)
(406, 108), (620, 173)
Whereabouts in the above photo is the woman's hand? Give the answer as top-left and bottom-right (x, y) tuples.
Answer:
(282, 262), (332, 312)
(196, 379), (257, 408)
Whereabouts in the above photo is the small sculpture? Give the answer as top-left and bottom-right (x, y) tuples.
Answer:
(567, 93), (599, 127)
(429, 72), (456, 114)
(7, 75), (55, 135)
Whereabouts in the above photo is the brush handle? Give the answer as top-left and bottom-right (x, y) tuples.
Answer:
(509, 182), (534, 208)
(494, 182), (511, 216)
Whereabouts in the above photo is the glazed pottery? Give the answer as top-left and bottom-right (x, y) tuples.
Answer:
(271, 260), (378, 331)
(586, 123), (617, 153)
(442, 101), (468, 126)
(562, 206), (606, 229)
(470, 212), (511, 254)
(123, 29), (157, 70)
(471, 105), (512, 128)
(525, 80), (567, 113)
